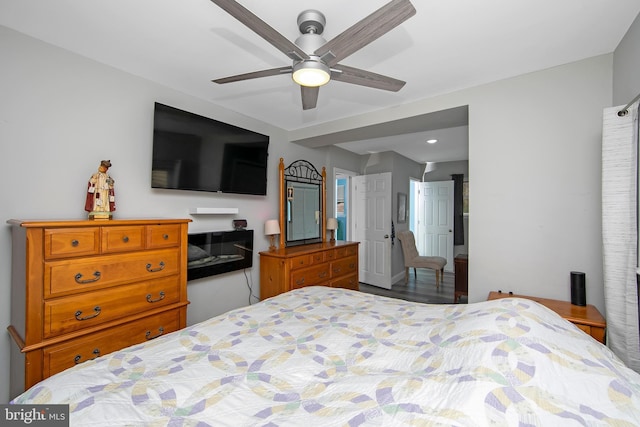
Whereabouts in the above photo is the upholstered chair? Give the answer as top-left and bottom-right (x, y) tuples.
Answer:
(397, 230), (447, 288)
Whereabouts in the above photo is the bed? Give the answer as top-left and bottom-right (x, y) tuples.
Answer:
(11, 286), (640, 426)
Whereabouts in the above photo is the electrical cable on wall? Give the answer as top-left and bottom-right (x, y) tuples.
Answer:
(244, 268), (260, 305)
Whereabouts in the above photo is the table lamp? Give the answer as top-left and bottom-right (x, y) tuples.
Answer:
(264, 219), (280, 251)
(327, 217), (338, 242)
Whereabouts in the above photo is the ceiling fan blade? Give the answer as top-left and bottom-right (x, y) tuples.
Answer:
(331, 64), (405, 92)
(213, 66), (292, 84)
(301, 86), (319, 110)
(315, 0), (416, 66)
(210, 0), (309, 61)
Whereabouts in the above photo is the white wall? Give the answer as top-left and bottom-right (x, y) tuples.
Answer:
(0, 26), (328, 403)
(613, 11), (640, 106)
(467, 55), (611, 305)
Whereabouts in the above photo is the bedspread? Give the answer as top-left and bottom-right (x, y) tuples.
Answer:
(12, 286), (640, 426)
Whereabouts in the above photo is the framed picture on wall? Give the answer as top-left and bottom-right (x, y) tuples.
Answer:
(397, 192), (407, 224)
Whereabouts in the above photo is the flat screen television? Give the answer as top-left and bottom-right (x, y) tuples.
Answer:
(151, 102), (269, 195)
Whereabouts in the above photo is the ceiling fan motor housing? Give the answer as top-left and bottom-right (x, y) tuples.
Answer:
(295, 33), (326, 54)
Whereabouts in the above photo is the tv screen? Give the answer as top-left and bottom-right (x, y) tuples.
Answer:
(151, 102), (269, 195)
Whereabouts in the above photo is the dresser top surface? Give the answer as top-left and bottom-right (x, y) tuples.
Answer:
(259, 241), (359, 258)
(8, 218), (192, 228)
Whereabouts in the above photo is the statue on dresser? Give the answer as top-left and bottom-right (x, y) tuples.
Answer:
(85, 160), (115, 219)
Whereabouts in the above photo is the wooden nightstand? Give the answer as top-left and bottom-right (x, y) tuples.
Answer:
(487, 291), (606, 344)
(454, 254), (468, 303)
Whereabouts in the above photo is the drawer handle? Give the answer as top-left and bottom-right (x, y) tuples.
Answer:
(163, 234), (169, 240)
(296, 278), (305, 285)
(146, 326), (165, 340)
(71, 239), (79, 247)
(318, 271), (328, 278)
(349, 263), (355, 269)
(334, 267), (342, 273)
(146, 291), (165, 303)
(123, 236), (129, 243)
(146, 261), (165, 272)
(74, 348), (100, 364)
(75, 271), (101, 284)
(75, 306), (101, 321)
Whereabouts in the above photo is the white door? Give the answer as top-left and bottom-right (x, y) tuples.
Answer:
(352, 173), (392, 289)
(419, 181), (454, 271)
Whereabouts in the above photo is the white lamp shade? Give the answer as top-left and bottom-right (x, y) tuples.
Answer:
(264, 219), (280, 236)
(326, 218), (338, 230)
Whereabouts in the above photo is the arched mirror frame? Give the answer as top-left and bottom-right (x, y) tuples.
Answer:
(279, 158), (326, 247)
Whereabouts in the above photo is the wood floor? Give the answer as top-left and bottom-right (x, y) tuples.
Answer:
(358, 268), (466, 304)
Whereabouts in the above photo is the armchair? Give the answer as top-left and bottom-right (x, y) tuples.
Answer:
(397, 230), (447, 288)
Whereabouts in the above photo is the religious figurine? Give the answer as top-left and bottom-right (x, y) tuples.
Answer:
(85, 160), (115, 219)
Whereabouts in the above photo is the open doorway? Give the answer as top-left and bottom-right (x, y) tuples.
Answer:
(333, 168), (357, 241)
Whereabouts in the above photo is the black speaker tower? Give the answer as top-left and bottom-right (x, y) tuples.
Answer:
(570, 271), (586, 306)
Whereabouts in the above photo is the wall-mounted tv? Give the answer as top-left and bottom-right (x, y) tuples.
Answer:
(151, 102), (269, 196)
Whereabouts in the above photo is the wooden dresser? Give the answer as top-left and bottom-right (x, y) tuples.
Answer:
(259, 241), (359, 300)
(487, 291), (606, 344)
(7, 218), (191, 395)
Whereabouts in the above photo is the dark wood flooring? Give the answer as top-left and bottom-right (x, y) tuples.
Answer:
(359, 269), (466, 304)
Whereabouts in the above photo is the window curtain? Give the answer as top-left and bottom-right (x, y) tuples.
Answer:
(602, 103), (640, 372)
(451, 174), (464, 246)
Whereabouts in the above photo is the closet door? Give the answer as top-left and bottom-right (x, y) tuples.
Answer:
(419, 181), (454, 272)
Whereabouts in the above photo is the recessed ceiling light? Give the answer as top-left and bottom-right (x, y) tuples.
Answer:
(426, 139), (438, 144)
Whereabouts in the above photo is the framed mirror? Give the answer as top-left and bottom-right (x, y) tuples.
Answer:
(279, 158), (326, 247)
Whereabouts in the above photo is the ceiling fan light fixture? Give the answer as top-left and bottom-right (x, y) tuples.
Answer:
(292, 60), (330, 87)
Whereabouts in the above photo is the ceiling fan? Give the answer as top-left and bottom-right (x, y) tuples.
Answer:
(211, 0), (416, 110)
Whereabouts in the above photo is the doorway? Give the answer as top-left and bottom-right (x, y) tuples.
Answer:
(333, 168), (357, 242)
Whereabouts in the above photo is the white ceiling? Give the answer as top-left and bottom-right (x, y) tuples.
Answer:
(1, 0), (638, 162)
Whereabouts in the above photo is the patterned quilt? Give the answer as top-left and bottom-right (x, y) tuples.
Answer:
(12, 287), (640, 426)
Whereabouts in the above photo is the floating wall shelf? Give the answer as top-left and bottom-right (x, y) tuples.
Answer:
(189, 208), (239, 215)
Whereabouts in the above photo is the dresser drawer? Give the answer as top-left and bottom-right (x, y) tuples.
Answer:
(43, 308), (182, 377)
(335, 245), (357, 257)
(44, 276), (180, 338)
(291, 264), (330, 289)
(44, 228), (100, 260)
(147, 224), (181, 249)
(45, 248), (180, 297)
(330, 273), (359, 290)
(309, 251), (324, 264)
(324, 249), (337, 261)
(101, 226), (145, 253)
(331, 256), (357, 278)
(289, 254), (312, 270)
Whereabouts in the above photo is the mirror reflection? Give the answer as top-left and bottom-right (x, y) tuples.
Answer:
(286, 181), (320, 241)
(279, 158), (325, 247)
